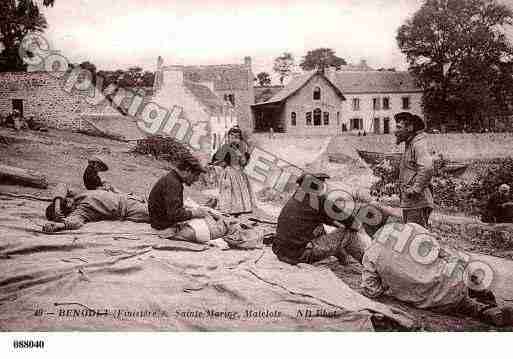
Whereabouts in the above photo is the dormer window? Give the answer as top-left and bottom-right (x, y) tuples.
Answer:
(313, 87), (321, 100)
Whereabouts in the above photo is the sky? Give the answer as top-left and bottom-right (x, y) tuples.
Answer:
(38, 0), (424, 78)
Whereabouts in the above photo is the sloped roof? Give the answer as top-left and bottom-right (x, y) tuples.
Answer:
(184, 81), (226, 115)
(331, 71), (422, 94)
(253, 71), (345, 107)
(175, 64), (250, 91)
(254, 85), (284, 104)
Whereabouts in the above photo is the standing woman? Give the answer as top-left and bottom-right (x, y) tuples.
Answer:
(211, 126), (254, 215)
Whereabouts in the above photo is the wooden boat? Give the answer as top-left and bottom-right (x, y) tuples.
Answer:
(0, 164), (48, 189)
(354, 149), (469, 176)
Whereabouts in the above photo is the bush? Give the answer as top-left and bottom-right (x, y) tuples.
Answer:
(370, 156), (513, 215)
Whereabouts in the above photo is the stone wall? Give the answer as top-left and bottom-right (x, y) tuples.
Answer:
(0, 72), (121, 131)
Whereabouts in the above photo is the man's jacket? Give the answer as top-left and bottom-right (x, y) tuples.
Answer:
(399, 131), (434, 209)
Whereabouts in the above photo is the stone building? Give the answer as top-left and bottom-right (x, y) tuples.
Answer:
(155, 56), (254, 135)
(251, 69), (423, 135)
(0, 71), (121, 131)
(151, 65), (236, 156)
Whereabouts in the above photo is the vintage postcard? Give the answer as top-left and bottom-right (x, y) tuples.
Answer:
(1, 0), (513, 345)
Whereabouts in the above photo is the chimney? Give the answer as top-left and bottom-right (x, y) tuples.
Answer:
(157, 56), (164, 71)
(244, 56), (252, 67)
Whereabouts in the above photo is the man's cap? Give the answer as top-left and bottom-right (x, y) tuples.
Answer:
(88, 156), (109, 171)
(394, 112), (425, 131)
(228, 125), (243, 136)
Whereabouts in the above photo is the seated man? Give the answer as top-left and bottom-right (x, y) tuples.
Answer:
(42, 183), (149, 233)
(360, 222), (513, 327)
(148, 150), (231, 244)
(272, 172), (371, 265)
(83, 156), (119, 192)
(482, 184), (513, 223)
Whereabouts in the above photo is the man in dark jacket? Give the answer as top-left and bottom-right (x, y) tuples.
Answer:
(395, 112), (434, 228)
(272, 173), (371, 265)
(148, 152), (210, 230)
(482, 184), (513, 223)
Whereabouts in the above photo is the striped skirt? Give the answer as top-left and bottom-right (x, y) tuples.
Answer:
(218, 166), (254, 215)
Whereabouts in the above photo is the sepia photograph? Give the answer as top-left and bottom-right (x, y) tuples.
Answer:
(1, 0), (513, 346)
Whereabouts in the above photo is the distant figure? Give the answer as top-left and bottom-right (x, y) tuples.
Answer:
(394, 112), (434, 228)
(12, 110), (26, 131)
(211, 126), (254, 215)
(482, 184), (513, 223)
(269, 126), (274, 139)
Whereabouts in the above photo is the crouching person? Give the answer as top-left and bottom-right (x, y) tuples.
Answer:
(361, 222), (513, 327)
(42, 183), (149, 233)
(148, 151), (231, 244)
(272, 173), (371, 265)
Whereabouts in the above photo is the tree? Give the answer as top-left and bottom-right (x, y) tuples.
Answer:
(256, 72), (271, 87)
(0, 0), (49, 71)
(273, 52), (294, 85)
(299, 48), (347, 72)
(397, 0), (513, 130)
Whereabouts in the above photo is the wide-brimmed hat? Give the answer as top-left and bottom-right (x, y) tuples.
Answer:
(394, 112), (425, 131)
(296, 172), (331, 185)
(88, 156), (109, 171)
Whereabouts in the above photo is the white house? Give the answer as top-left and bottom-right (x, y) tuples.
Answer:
(251, 69), (423, 135)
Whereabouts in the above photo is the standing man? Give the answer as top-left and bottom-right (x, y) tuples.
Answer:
(394, 112), (434, 228)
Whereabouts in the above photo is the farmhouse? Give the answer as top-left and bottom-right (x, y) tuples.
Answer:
(155, 56), (254, 135)
(151, 64), (236, 154)
(251, 69), (423, 135)
(0, 71), (121, 131)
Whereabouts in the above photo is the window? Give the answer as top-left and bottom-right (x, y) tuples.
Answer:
(323, 112), (329, 125)
(352, 98), (360, 111)
(313, 108), (322, 126)
(291, 112), (296, 126)
(337, 112), (340, 126)
(383, 117), (391, 134)
(373, 97), (381, 110)
(350, 118), (362, 130)
(383, 97), (390, 110)
(402, 96), (410, 109)
(306, 112), (312, 126)
(225, 94), (235, 106)
(313, 87), (321, 100)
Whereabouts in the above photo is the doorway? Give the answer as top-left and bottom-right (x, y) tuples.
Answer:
(12, 99), (24, 118)
(383, 118), (390, 134)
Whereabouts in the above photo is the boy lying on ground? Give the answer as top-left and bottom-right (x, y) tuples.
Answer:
(42, 183), (149, 233)
(358, 222), (513, 327)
